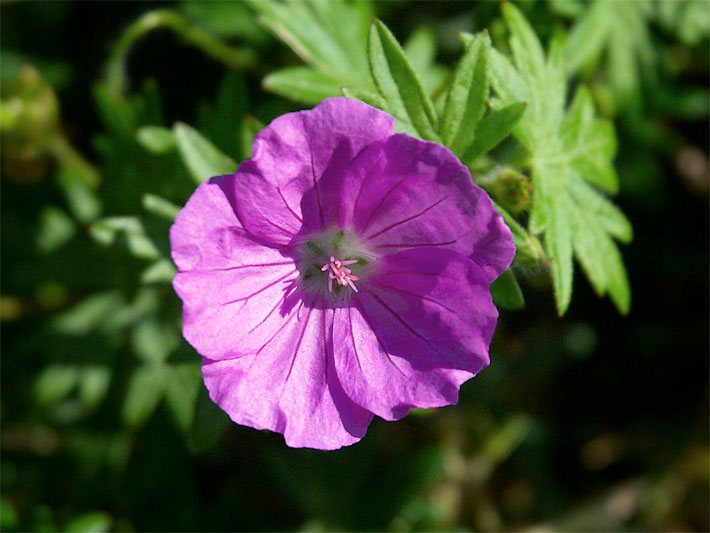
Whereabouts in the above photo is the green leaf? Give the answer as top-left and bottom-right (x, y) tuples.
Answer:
(51, 292), (125, 335)
(181, 0), (270, 43)
(493, 201), (529, 250)
(441, 31), (490, 155)
(56, 166), (101, 224)
(249, 0), (371, 86)
(599, 232), (631, 314)
(492, 4), (631, 314)
(564, 0), (610, 74)
(403, 26), (448, 97)
(141, 258), (177, 284)
(90, 217), (161, 259)
(264, 67), (343, 104)
(343, 86), (418, 136)
(567, 177), (632, 243)
(131, 319), (179, 364)
(174, 122), (236, 183)
(34, 365), (79, 406)
(92, 83), (137, 136)
(491, 269), (525, 310)
(560, 87), (618, 193)
(122, 365), (168, 427)
(341, 86), (387, 109)
(142, 193), (180, 221)
(463, 102), (527, 163)
(78, 366), (111, 408)
(403, 26), (437, 74)
(543, 183), (574, 315)
(565, 0), (654, 106)
(64, 512), (111, 533)
(655, 0), (710, 45)
(368, 19), (439, 140)
(136, 126), (176, 154)
(36, 206), (76, 254)
(164, 363), (202, 432)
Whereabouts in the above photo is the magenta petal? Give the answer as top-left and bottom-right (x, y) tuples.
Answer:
(333, 248), (497, 420)
(231, 98), (395, 245)
(171, 177), (299, 359)
(202, 306), (373, 450)
(338, 134), (514, 281)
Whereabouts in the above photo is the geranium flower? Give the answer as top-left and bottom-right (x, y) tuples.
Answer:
(170, 98), (514, 450)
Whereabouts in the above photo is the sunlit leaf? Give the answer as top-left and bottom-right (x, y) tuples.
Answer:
(142, 193), (180, 221)
(441, 31), (489, 155)
(136, 126), (176, 154)
(34, 365), (79, 406)
(491, 4), (631, 314)
(174, 122), (236, 183)
(368, 19), (439, 140)
(264, 67), (343, 104)
(463, 102), (527, 163)
(90, 217), (161, 260)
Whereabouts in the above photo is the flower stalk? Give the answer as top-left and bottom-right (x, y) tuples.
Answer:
(105, 9), (258, 95)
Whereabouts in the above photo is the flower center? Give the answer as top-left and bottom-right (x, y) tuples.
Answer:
(296, 228), (372, 298)
(321, 256), (360, 293)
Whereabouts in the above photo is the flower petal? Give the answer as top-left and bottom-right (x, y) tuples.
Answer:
(230, 97), (395, 245)
(171, 176), (299, 359)
(339, 134), (514, 281)
(333, 248), (497, 420)
(202, 305), (373, 450)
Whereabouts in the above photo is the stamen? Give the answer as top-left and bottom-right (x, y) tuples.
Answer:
(321, 256), (360, 293)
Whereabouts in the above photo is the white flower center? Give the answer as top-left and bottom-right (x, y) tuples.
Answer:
(297, 229), (372, 298)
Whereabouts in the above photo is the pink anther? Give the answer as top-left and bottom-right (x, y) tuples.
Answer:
(321, 256), (360, 293)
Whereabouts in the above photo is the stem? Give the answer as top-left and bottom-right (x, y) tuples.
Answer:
(105, 9), (257, 95)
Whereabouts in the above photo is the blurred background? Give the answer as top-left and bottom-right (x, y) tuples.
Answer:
(1, 1), (708, 531)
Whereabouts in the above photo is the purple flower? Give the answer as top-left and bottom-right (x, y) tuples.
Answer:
(170, 98), (514, 450)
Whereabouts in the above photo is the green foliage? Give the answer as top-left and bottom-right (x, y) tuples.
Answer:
(136, 126), (176, 154)
(174, 122), (236, 183)
(490, 269), (525, 310)
(249, 0), (374, 101)
(565, 0), (654, 108)
(368, 19), (440, 139)
(490, 4), (631, 315)
(655, 0), (710, 45)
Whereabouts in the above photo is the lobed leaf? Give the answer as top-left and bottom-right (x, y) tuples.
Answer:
(249, 0), (370, 85)
(264, 67), (343, 104)
(463, 102), (527, 163)
(441, 32), (490, 155)
(368, 19), (439, 140)
(493, 3), (632, 314)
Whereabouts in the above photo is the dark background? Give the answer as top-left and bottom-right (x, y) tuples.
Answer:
(2, 1), (708, 531)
